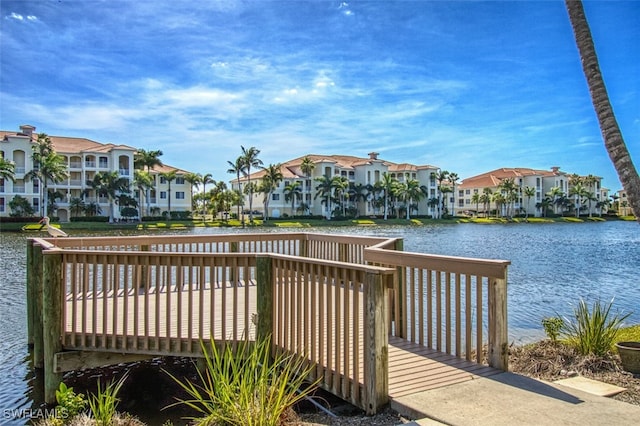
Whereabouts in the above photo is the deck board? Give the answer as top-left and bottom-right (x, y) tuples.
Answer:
(63, 282), (500, 402)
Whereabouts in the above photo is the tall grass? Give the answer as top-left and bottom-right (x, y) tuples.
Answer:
(561, 299), (631, 356)
(166, 336), (320, 426)
(87, 374), (127, 426)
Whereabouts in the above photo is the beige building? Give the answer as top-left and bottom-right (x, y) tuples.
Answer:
(457, 167), (609, 217)
(0, 125), (192, 220)
(231, 152), (441, 218)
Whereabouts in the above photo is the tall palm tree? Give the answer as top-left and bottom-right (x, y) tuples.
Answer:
(300, 156), (316, 214)
(227, 159), (245, 221)
(569, 181), (587, 218)
(283, 181), (302, 216)
(134, 149), (163, 218)
(314, 175), (335, 219)
(184, 172), (202, 214)
(160, 170), (178, 220)
(565, 0), (640, 222)
(333, 176), (349, 217)
(380, 172), (396, 221)
(200, 173), (215, 218)
(26, 134), (69, 217)
(91, 171), (130, 223)
(479, 188), (493, 217)
(523, 186), (536, 219)
(68, 197), (85, 218)
(448, 172), (459, 217)
(240, 146), (263, 223)
(0, 157), (16, 183)
(432, 170), (450, 219)
(134, 169), (154, 217)
(471, 192), (481, 217)
(260, 164), (283, 221)
(546, 186), (564, 216)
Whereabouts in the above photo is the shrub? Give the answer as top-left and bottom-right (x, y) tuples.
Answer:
(166, 336), (319, 426)
(561, 299), (632, 356)
(542, 317), (564, 342)
(55, 382), (87, 422)
(87, 374), (127, 426)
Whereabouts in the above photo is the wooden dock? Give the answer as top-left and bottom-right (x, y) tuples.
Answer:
(27, 232), (509, 414)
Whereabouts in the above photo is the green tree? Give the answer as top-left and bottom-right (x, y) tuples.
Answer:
(566, 0), (640, 223)
(240, 146), (263, 223)
(25, 133), (68, 216)
(260, 164), (283, 221)
(184, 172), (202, 213)
(479, 188), (493, 217)
(283, 181), (302, 216)
(8, 195), (35, 217)
(69, 197), (85, 218)
(314, 175), (336, 219)
(0, 157), (16, 183)
(91, 171), (130, 223)
(380, 172), (396, 221)
(160, 170), (177, 219)
(432, 170), (450, 219)
(448, 172), (459, 217)
(200, 173), (215, 218)
(522, 186), (536, 219)
(134, 148), (163, 217)
(471, 192), (481, 217)
(300, 156), (316, 215)
(227, 158), (245, 222)
(134, 170), (154, 218)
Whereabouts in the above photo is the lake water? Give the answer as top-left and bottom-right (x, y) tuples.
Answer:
(1, 221), (639, 423)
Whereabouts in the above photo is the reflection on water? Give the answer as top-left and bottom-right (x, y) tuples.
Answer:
(1, 222), (639, 423)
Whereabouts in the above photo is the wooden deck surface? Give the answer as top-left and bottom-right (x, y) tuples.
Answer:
(63, 283), (500, 401)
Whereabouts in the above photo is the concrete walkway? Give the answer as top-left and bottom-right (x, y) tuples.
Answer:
(392, 372), (640, 425)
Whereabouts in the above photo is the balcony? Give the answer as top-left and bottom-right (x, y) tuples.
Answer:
(69, 179), (83, 186)
(69, 162), (82, 169)
(0, 185), (4, 192)
(14, 185), (26, 193)
(119, 168), (130, 176)
(85, 161), (96, 168)
(15, 167), (26, 174)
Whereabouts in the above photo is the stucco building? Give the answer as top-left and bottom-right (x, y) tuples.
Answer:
(0, 125), (192, 220)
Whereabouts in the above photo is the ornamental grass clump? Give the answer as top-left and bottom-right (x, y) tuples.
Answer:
(561, 299), (631, 357)
(87, 374), (127, 426)
(166, 336), (320, 426)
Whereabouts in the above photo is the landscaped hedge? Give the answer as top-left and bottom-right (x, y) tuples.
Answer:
(70, 216), (109, 222)
(0, 216), (41, 223)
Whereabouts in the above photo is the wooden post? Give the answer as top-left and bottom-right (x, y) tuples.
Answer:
(363, 271), (389, 414)
(394, 239), (405, 338)
(43, 250), (64, 403)
(255, 256), (273, 343)
(26, 239), (35, 347)
(299, 235), (308, 258)
(33, 242), (45, 368)
(488, 274), (508, 371)
(138, 244), (149, 289)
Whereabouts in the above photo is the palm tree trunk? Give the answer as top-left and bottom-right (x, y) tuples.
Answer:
(565, 0), (640, 223)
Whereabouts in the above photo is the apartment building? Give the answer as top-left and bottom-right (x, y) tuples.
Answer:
(457, 167), (608, 217)
(0, 125), (192, 220)
(230, 152), (440, 218)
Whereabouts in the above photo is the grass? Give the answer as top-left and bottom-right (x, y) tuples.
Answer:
(616, 325), (640, 344)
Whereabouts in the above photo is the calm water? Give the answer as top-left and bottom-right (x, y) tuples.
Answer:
(1, 221), (639, 423)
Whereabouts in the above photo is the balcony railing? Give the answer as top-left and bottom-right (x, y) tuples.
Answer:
(14, 185), (26, 193)
(119, 168), (130, 176)
(85, 161), (96, 168)
(69, 162), (82, 169)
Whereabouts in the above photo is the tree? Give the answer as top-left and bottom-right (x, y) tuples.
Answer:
(160, 170), (177, 219)
(522, 186), (536, 219)
(240, 146), (263, 223)
(283, 181), (302, 216)
(314, 175), (335, 219)
(333, 176), (349, 217)
(300, 156), (316, 215)
(565, 0), (640, 222)
(471, 192), (481, 217)
(432, 170), (450, 219)
(380, 172), (396, 220)
(0, 157), (16, 183)
(227, 158), (245, 222)
(546, 186), (564, 216)
(8, 195), (35, 217)
(134, 170), (154, 218)
(184, 172), (202, 213)
(260, 164), (283, 220)
(91, 171), (130, 223)
(134, 149), (163, 218)
(25, 133), (69, 217)
(69, 197), (85, 218)
(448, 172), (459, 217)
(479, 188), (493, 217)
(200, 173), (215, 218)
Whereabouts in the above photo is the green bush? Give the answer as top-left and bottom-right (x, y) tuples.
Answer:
(166, 336), (319, 426)
(55, 382), (87, 422)
(542, 317), (564, 342)
(87, 374), (127, 426)
(561, 299), (632, 356)
(70, 216), (109, 222)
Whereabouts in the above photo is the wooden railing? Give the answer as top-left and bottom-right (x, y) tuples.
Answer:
(365, 241), (510, 370)
(27, 231), (509, 413)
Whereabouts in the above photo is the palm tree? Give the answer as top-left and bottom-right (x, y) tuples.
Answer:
(432, 170), (450, 219)
(134, 170), (154, 218)
(536, 198), (552, 217)
(227, 159), (245, 221)
(200, 173), (215, 218)
(184, 172), (202, 214)
(569, 181), (587, 218)
(349, 182), (369, 217)
(240, 146), (263, 223)
(160, 170), (178, 220)
(448, 172), (459, 217)
(479, 188), (493, 217)
(380, 172), (396, 220)
(300, 156), (316, 215)
(471, 192), (481, 217)
(333, 176), (349, 217)
(283, 181), (302, 216)
(492, 192), (506, 218)
(91, 171), (130, 223)
(0, 157), (16, 183)
(68, 197), (85, 218)
(498, 178), (518, 218)
(565, 0), (640, 222)
(260, 164), (283, 221)
(522, 186), (536, 219)
(546, 186), (564, 216)
(134, 149), (163, 218)
(314, 175), (335, 219)
(25, 134), (69, 217)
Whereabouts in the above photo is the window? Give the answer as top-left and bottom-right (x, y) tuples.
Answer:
(99, 157), (108, 168)
(175, 177), (185, 185)
(160, 176), (166, 184)
(459, 190), (464, 197)
(0, 197), (4, 212)
(272, 194), (280, 201)
(176, 192), (185, 199)
(160, 191), (167, 199)
(466, 189), (471, 195)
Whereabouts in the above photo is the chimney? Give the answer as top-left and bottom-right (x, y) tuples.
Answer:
(368, 152), (379, 160)
(19, 124), (36, 137)
(551, 166), (560, 173)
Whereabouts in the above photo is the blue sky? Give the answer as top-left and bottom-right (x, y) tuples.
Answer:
(1, 1), (638, 191)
